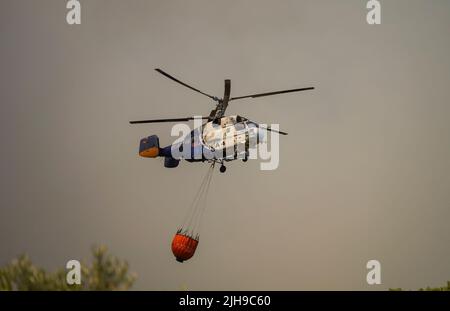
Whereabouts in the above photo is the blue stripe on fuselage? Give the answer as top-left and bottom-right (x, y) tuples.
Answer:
(159, 144), (205, 162)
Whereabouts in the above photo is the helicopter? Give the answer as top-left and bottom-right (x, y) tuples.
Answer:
(130, 69), (314, 173)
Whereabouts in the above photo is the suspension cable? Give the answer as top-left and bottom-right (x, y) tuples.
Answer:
(180, 162), (216, 237)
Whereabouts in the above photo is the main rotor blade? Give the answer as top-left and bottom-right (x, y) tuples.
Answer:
(130, 117), (209, 124)
(259, 126), (288, 135)
(155, 68), (218, 101)
(230, 87), (314, 101)
(246, 119), (288, 135)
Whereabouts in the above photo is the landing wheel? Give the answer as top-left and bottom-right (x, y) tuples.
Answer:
(219, 165), (227, 173)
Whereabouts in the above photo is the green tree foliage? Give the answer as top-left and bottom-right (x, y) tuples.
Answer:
(418, 281), (450, 291)
(390, 281), (450, 291)
(0, 246), (136, 291)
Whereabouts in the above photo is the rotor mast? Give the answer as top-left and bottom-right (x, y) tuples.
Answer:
(208, 79), (231, 121)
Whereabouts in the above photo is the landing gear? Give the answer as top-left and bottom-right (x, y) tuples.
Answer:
(219, 165), (227, 173)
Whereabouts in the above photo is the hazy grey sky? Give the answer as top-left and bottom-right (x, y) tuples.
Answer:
(1, 0), (449, 290)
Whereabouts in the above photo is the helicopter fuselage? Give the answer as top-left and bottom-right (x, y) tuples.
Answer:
(139, 115), (264, 169)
